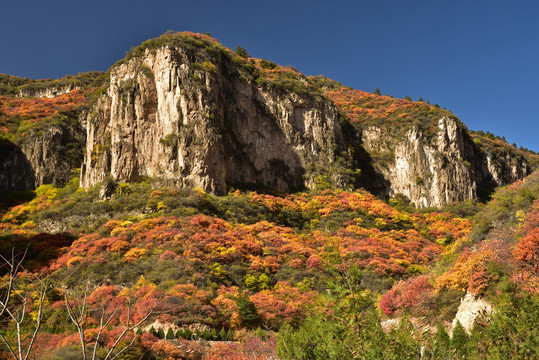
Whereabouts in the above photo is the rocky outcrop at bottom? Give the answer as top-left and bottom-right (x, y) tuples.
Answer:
(451, 292), (493, 335)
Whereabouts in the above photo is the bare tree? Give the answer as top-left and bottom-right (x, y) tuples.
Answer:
(64, 285), (156, 360)
(0, 249), (47, 360)
(0, 249), (24, 316)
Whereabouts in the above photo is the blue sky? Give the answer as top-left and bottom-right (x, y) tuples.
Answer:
(2, 0), (538, 151)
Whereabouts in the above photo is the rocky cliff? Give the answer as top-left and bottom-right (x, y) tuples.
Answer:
(0, 72), (106, 191)
(0, 117), (85, 190)
(81, 35), (346, 194)
(2, 33), (534, 206)
(360, 117), (531, 207)
(79, 33), (535, 206)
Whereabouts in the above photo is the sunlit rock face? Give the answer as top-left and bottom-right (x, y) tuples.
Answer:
(79, 38), (532, 205)
(81, 46), (344, 194)
(361, 117), (530, 207)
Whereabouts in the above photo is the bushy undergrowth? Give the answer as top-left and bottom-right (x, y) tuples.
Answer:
(1, 32), (538, 359)
(0, 169), (537, 359)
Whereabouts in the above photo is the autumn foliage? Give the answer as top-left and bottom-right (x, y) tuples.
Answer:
(1, 32), (538, 358)
(379, 275), (435, 316)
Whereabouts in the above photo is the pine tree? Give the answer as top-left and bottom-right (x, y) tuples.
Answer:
(385, 317), (421, 359)
(176, 329), (184, 339)
(157, 328), (165, 339)
(468, 322), (489, 359)
(149, 326), (158, 337)
(374, 88), (381, 95)
(211, 328), (218, 340)
(235, 293), (260, 328)
(451, 321), (469, 358)
(480, 287), (539, 359)
(432, 323), (450, 358)
(219, 328), (227, 341)
(166, 328), (174, 339)
(226, 328), (234, 341)
(202, 329), (211, 340)
(183, 328), (192, 340)
(236, 46), (250, 58)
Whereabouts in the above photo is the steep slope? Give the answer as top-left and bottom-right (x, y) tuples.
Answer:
(0, 72), (107, 190)
(322, 84), (536, 207)
(81, 32), (536, 206)
(81, 33), (347, 194)
(5, 170), (535, 358)
(379, 170), (539, 324)
(0, 175), (471, 359)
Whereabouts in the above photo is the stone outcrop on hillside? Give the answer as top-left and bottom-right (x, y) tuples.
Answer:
(451, 292), (493, 335)
(0, 122), (85, 190)
(81, 46), (345, 194)
(1, 35), (533, 206)
(361, 117), (530, 207)
(17, 85), (78, 98)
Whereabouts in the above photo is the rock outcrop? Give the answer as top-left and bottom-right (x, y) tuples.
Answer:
(360, 117), (531, 207)
(0, 120), (85, 190)
(2, 34), (532, 206)
(17, 85), (78, 98)
(81, 44), (345, 194)
(451, 292), (493, 335)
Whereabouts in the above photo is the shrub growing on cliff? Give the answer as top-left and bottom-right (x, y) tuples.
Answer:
(259, 59), (277, 69)
(236, 46), (250, 58)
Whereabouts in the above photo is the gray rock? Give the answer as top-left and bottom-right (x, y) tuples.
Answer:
(81, 46), (343, 194)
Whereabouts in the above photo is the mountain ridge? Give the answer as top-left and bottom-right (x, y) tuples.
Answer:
(1, 31), (537, 207)
(0, 32), (538, 360)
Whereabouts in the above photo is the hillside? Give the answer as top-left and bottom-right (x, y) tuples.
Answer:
(0, 72), (107, 190)
(2, 32), (537, 207)
(0, 173), (470, 358)
(1, 168), (537, 359)
(0, 32), (538, 360)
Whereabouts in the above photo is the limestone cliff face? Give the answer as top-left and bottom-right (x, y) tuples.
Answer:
(17, 85), (78, 98)
(21, 123), (85, 187)
(0, 121), (85, 190)
(78, 37), (533, 205)
(2, 37), (532, 205)
(361, 117), (531, 207)
(81, 46), (343, 193)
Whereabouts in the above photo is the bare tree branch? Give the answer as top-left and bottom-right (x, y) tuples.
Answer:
(64, 285), (157, 360)
(0, 248), (48, 360)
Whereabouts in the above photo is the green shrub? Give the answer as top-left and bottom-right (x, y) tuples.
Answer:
(235, 46), (250, 58)
(235, 293), (260, 328)
(259, 59), (277, 69)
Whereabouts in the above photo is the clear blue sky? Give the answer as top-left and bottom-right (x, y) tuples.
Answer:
(2, 0), (538, 151)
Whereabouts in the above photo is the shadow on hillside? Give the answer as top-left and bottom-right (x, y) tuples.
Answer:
(0, 139), (36, 211)
(340, 119), (391, 198)
(0, 232), (77, 273)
